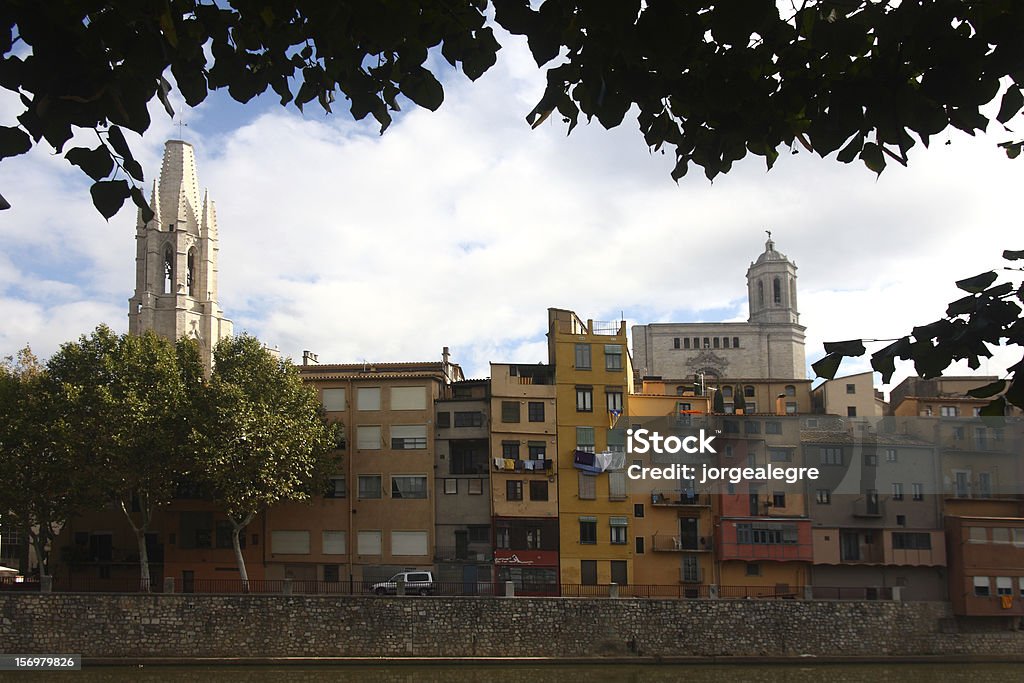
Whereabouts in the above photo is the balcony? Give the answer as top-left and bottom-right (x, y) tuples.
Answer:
(433, 546), (493, 563)
(679, 566), (704, 584)
(651, 534), (713, 553)
(492, 458), (552, 474)
(651, 491), (711, 507)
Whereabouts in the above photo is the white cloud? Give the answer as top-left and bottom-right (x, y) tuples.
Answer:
(1, 33), (1021, 395)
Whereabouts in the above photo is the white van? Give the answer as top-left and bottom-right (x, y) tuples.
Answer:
(371, 571), (435, 595)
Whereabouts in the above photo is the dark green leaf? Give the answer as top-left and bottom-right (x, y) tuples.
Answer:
(822, 339), (866, 357)
(106, 126), (133, 162)
(955, 271), (998, 293)
(1003, 249), (1024, 261)
(860, 142), (885, 174)
(401, 68), (444, 111)
(123, 158), (145, 183)
(967, 380), (1006, 399)
(996, 86), (1023, 124)
(66, 146), (115, 182)
(89, 180), (131, 220)
(131, 186), (155, 223)
(0, 126), (31, 160)
(811, 352), (844, 380)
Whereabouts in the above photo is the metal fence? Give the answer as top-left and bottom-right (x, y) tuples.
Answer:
(0, 575), (901, 601)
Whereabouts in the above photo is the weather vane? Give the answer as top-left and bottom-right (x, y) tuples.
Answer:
(766, 229), (772, 240)
(174, 118), (188, 139)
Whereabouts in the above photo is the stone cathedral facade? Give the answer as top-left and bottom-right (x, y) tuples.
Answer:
(631, 237), (807, 382)
(127, 140), (233, 370)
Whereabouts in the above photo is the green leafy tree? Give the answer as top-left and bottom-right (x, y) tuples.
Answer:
(712, 387), (725, 414)
(46, 326), (202, 589)
(0, 347), (85, 575)
(813, 249), (1024, 413)
(2, 1), (1023, 216)
(195, 334), (337, 583)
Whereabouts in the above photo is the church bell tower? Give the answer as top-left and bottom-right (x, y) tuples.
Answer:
(128, 139), (232, 371)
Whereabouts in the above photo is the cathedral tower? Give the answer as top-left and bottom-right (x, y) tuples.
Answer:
(746, 233), (799, 325)
(128, 139), (232, 370)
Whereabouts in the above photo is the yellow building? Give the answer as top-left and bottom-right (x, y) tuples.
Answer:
(549, 308), (634, 587)
(628, 380), (713, 590)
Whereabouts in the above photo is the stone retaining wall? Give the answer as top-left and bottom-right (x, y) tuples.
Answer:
(1, 595), (1022, 659)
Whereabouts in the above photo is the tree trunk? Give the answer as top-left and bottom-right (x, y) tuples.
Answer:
(231, 512), (255, 591)
(120, 492), (151, 592)
(27, 526), (48, 577)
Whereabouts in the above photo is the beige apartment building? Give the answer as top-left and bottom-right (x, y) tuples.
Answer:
(281, 353), (463, 585)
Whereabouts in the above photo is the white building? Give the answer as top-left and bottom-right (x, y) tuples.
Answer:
(632, 237), (807, 383)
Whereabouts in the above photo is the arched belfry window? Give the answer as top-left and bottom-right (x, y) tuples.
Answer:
(187, 248), (196, 297)
(773, 277), (781, 305)
(163, 245), (174, 294)
(758, 281), (764, 306)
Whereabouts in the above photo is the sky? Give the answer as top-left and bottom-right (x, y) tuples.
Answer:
(1, 28), (1021, 398)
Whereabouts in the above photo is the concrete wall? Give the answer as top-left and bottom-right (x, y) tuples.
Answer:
(2, 594), (1022, 660)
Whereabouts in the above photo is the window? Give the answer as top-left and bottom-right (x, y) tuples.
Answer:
(940, 405), (958, 417)
(816, 489), (831, 504)
(713, 337), (720, 348)
(581, 559), (598, 585)
(723, 337), (730, 348)
(884, 448), (897, 463)
(526, 527), (542, 549)
(216, 521), (245, 549)
(765, 421), (782, 435)
(453, 411), (483, 427)
(997, 577), (1013, 596)
(502, 441), (520, 459)
(683, 338), (691, 349)
(606, 390), (623, 412)
(529, 480), (549, 501)
(528, 401), (545, 422)
(746, 563), (761, 577)
(271, 530), (310, 554)
(744, 385), (755, 398)
(391, 475), (427, 499)
(847, 406), (857, 417)
(733, 337), (740, 348)
(769, 448), (792, 462)
(821, 447), (842, 465)
(391, 531), (428, 556)
(179, 513), (212, 549)
(357, 475), (382, 499)
(912, 483), (923, 501)
(528, 442), (547, 460)
(605, 344), (623, 370)
(634, 503), (644, 518)
(978, 472), (992, 498)
(326, 476), (346, 498)
(723, 420), (739, 434)
(391, 425), (427, 449)
(323, 565), (340, 582)
(745, 420), (760, 434)
(722, 386), (733, 399)
(357, 425), (382, 450)
(390, 386), (426, 410)
(578, 473), (596, 500)
(865, 453), (877, 466)
(444, 479), (457, 495)
(608, 472), (627, 501)
(468, 479), (483, 495)
(576, 386), (593, 412)
(321, 388), (346, 411)
(674, 337), (681, 349)
(703, 337), (710, 348)
(322, 531), (346, 555)
(506, 480), (523, 501)
(846, 383), (856, 394)
(357, 530), (382, 555)
(496, 526), (510, 549)
(579, 518), (597, 544)
(772, 491), (786, 508)
(501, 401), (521, 423)
(953, 426), (965, 440)
(785, 385), (796, 397)
(635, 537), (645, 554)
(575, 344), (591, 369)
(991, 527), (1011, 544)
(892, 483), (904, 501)
(735, 522), (799, 545)
(968, 527), (987, 543)
(469, 526), (490, 543)
(576, 426), (595, 453)
(611, 560), (628, 585)
(973, 576), (990, 597)
(436, 411), (450, 428)
(357, 387), (381, 410)
(745, 402), (757, 413)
